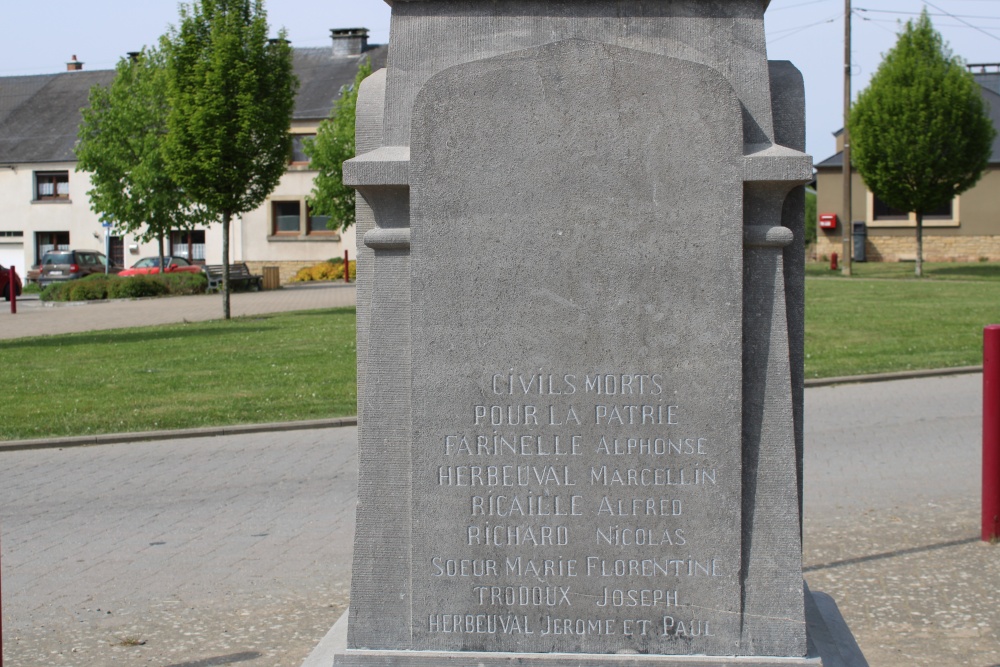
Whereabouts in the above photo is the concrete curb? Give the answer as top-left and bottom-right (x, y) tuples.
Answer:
(804, 365), (981, 388)
(0, 417), (357, 453)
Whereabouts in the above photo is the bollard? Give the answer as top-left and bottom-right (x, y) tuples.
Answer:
(830, 252), (838, 271)
(344, 249), (350, 284)
(985, 325), (1000, 542)
(9, 265), (17, 315)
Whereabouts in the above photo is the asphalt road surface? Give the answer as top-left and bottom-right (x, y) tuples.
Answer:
(1, 373), (996, 667)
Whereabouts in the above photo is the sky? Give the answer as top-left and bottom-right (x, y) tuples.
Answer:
(1, 0), (999, 160)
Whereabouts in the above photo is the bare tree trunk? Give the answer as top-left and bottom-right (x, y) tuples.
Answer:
(222, 211), (231, 319)
(915, 210), (924, 278)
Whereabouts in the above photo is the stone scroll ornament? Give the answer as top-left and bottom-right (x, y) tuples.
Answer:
(337, 2), (867, 666)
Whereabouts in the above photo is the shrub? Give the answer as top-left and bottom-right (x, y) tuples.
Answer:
(291, 260), (356, 282)
(156, 272), (208, 295)
(292, 266), (315, 282)
(312, 262), (342, 281)
(69, 279), (111, 301)
(40, 274), (120, 301)
(39, 271), (208, 302)
(108, 276), (170, 299)
(39, 282), (71, 301)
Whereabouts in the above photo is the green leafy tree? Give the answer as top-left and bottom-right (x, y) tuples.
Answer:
(163, 0), (297, 318)
(804, 188), (817, 247)
(303, 58), (371, 232)
(849, 9), (994, 277)
(76, 48), (210, 272)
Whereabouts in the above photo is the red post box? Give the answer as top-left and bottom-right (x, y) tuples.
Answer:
(819, 213), (838, 230)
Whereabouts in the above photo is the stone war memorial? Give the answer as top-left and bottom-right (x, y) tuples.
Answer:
(333, 0), (868, 665)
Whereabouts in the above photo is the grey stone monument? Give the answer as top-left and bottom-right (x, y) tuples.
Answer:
(331, 1), (868, 665)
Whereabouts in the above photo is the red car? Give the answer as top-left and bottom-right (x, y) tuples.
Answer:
(119, 256), (204, 277)
(1, 264), (23, 301)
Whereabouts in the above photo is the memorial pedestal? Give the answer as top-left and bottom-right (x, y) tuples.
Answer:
(330, 2), (869, 666)
(315, 586), (865, 667)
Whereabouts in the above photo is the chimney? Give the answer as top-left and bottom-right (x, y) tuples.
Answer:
(66, 55), (83, 72)
(331, 28), (368, 57)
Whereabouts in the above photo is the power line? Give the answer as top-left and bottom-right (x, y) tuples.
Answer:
(858, 16), (1000, 32)
(768, 0), (835, 12)
(856, 7), (1000, 20)
(768, 13), (841, 42)
(855, 14), (903, 37)
(922, 0), (1000, 43)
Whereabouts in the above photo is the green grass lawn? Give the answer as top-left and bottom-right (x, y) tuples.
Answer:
(2, 267), (997, 440)
(804, 272), (1000, 378)
(805, 260), (1000, 281)
(1, 308), (356, 441)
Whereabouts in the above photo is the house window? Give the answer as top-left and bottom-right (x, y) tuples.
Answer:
(290, 134), (314, 164)
(871, 196), (908, 221)
(35, 231), (70, 262)
(307, 204), (336, 236)
(170, 229), (206, 262)
(272, 201), (301, 234)
(873, 195), (951, 221)
(35, 171), (69, 200)
(923, 200), (953, 220)
(866, 190), (959, 228)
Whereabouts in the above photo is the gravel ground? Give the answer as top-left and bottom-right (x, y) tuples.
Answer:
(804, 497), (1000, 667)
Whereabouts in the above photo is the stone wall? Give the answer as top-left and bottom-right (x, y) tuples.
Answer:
(244, 260), (316, 285)
(814, 234), (1000, 262)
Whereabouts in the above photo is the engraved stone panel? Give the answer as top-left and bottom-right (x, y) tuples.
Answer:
(409, 39), (745, 655)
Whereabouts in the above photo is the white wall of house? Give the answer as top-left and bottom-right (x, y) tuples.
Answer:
(0, 162), (232, 274)
(0, 162), (103, 274)
(1, 158), (353, 281)
(0, 165), (28, 274)
(241, 166), (358, 268)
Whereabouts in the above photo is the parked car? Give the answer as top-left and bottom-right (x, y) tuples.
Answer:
(1, 264), (23, 301)
(119, 256), (204, 277)
(38, 250), (119, 286)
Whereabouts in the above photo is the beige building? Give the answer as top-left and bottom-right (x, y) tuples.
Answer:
(0, 30), (384, 283)
(814, 64), (1000, 262)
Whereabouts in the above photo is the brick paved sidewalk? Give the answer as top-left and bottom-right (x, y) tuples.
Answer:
(0, 282), (356, 340)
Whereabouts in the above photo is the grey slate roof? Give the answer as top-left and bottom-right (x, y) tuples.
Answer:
(814, 151), (843, 169)
(293, 45), (387, 120)
(0, 44), (387, 165)
(0, 70), (115, 163)
(816, 76), (1000, 169)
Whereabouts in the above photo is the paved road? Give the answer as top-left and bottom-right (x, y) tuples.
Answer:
(0, 282), (356, 340)
(802, 373), (998, 667)
(805, 373), (982, 515)
(1, 373), (995, 666)
(1, 427), (358, 666)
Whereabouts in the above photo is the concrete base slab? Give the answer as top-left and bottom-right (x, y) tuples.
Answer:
(302, 589), (867, 667)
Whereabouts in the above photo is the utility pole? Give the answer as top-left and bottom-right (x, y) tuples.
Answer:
(841, 0), (853, 276)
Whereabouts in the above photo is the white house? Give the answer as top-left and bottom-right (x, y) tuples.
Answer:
(0, 29), (384, 283)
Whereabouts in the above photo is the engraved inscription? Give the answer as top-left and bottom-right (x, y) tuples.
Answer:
(418, 367), (733, 651)
(596, 588), (679, 608)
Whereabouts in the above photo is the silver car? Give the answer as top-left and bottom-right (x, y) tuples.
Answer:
(38, 250), (119, 286)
